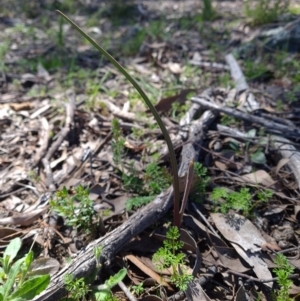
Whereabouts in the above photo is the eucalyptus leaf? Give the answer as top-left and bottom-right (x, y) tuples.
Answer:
(8, 274), (50, 301)
(251, 151), (266, 164)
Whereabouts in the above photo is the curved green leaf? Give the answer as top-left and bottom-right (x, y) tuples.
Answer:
(8, 274), (50, 301)
(56, 10), (181, 227)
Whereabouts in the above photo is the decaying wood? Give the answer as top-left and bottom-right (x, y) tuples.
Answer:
(270, 135), (300, 190)
(44, 94), (76, 162)
(33, 117), (50, 167)
(191, 96), (300, 139)
(217, 125), (300, 191)
(225, 53), (260, 112)
(42, 158), (55, 191)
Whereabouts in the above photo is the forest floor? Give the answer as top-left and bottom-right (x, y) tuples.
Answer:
(1, 1), (300, 301)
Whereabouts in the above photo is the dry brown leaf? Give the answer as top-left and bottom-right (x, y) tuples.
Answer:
(9, 102), (34, 111)
(28, 257), (60, 277)
(125, 254), (173, 291)
(0, 207), (48, 226)
(215, 160), (227, 171)
(260, 242), (281, 252)
(233, 170), (276, 188)
(124, 140), (146, 152)
(275, 158), (290, 175)
(167, 62), (184, 74)
(154, 89), (196, 113)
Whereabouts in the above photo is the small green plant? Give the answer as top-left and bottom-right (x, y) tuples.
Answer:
(125, 162), (172, 210)
(171, 102), (189, 120)
(212, 187), (251, 214)
(131, 282), (144, 297)
(201, 0), (217, 21)
(64, 274), (90, 301)
(153, 226), (193, 291)
(193, 162), (210, 196)
(211, 187), (273, 215)
(50, 185), (97, 234)
(256, 189), (273, 202)
(274, 253), (294, 301)
(220, 114), (238, 126)
(28, 170), (41, 183)
(244, 0), (290, 26)
(0, 237), (50, 301)
(111, 118), (125, 166)
(63, 247), (126, 301)
(126, 196), (156, 211)
(143, 163), (172, 196)
(244, 59), (270, 81)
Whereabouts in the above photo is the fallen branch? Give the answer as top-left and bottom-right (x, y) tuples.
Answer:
(191, 96), (300, 139)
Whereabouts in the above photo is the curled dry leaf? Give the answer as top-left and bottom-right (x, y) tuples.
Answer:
(124, 140), (146, 152)
(28, 257), (60, 277)
(275, 157), (290, 175)
(233, 170), (276, 188)
(125, 254), (173, 291)
(0, 207), (48, 226)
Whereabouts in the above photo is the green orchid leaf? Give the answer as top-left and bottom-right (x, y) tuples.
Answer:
(94, 289), (111, 301)
(4, 238), (22, 266)
(251, 151), (266, 164)
(8, 275), (50, 301)
(3, 258), (25, 299)
(105, 268), (127, 289)
(55, 10), (181, 227)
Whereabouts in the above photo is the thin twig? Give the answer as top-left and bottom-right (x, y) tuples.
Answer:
(191, 96), (300, 139)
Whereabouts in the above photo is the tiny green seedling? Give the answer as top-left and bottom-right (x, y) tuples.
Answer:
(63, 246), (127, 301)
(64, 274), (90, 301)
(125, 162), (172, 210)
(131, 282), (144, 297)
(153, 226), (193, 291)
(192, 162), (210, 198)
(274, 253), (294, 301)
(49, 185), (97, 234)
(0, 237), (50, 301)
(111, 118), (126, 167)
(211, 187), (273, 215)
(243, 0), (289, 26)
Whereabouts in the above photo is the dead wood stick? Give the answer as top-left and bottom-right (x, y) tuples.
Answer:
(191, 96), (300, 139)
(217, 124), (300, 190)
(42, 158), (55, 191)
(45, 94), (76, 161)
(225, 53), (248, 93)
(225, 53), (259, 112)
(33, 117), (50, 167)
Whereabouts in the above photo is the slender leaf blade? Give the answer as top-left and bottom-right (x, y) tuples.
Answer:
(8, 274), (50, 301)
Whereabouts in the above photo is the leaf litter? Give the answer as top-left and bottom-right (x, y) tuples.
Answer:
(0, 1), (300, 300)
